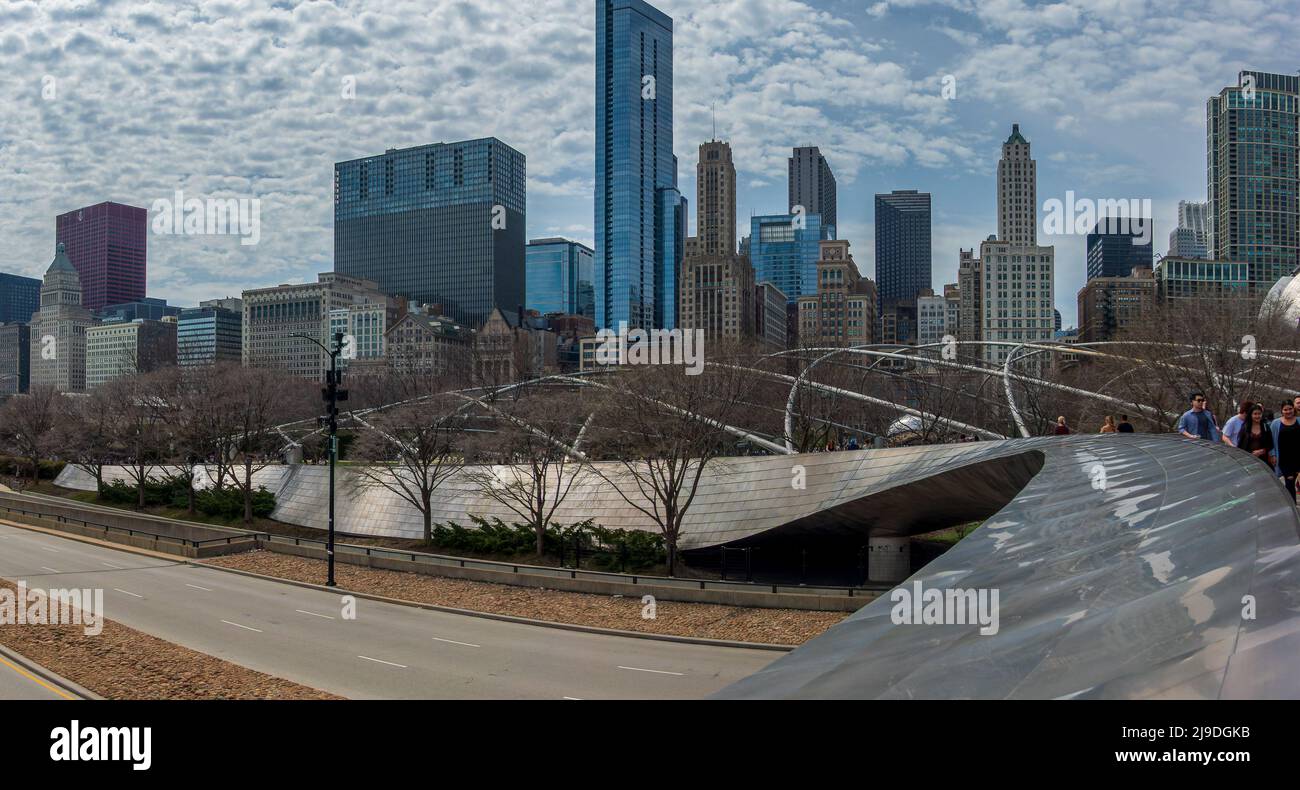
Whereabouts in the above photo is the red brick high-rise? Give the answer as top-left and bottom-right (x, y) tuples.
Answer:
(55, 201), (147, 312)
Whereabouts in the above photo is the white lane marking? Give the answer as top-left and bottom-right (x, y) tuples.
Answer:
(185, 583), (214, 592)
(40, 566), (60, 574)
(296, 609), (336, 620)
(562, 696), (584, 700)
(431, 637), (480, 648)
(40, 547), (60, 553)
(617, 666), (685, 676)
(357, 655), (407, 668)
(221, 620), (263, 633)
(101, 562), (124, 569)
(113, 588), (143, 598)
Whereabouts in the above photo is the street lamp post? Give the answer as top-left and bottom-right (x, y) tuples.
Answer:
(292, 331), (349, 587)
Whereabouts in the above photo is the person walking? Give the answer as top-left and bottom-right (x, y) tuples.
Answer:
(1221, 400), (1253, 447)
(1271, 401), (1300, 504)
(1054, 416), (1071, 436)
(1100, 416), (1117, 434)
(1237, 404), (1274, 467)
(1117, 415), (1135, 433)
(1177, 392), (1221, 442)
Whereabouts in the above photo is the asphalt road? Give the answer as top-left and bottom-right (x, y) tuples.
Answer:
(0, 651), (72, 700)
(0, 521), (777, 699)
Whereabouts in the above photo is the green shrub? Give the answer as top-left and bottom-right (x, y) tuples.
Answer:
(98, 477), (275, 519)
(0, 456), (66, 481)
(429, 516), (665, 570)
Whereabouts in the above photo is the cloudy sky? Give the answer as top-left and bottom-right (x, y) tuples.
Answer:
(0, 0), (1296, 326)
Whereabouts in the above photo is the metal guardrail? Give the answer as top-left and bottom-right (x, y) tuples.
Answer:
(0, 503), (261, 550)
(0, 497), (878, 597)
(263, 533), (879, 598)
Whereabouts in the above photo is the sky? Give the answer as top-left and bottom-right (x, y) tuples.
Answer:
(0, 0), (1297, 327)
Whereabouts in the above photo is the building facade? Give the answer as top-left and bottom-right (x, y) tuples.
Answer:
(917, 289), (948, 347)
(29, 244), (96, 393)
(679, 140), (755, 343)
(177, 301), (243, 367)
(242, 273), (393, 379)
(788, 146), (837, 230)
(595, 0), (684, 331)
(1077, 267), (1156, 343)
(1087, 218), (1154, 280)
(998, 124), (1037, 247)
(334, 138), (526, 329)
(796, 240), (877, 348)
(526, 238), (595, 317)
(1207, 71), (1299, 295)
(55, 201), (147, 312)
(874, 190), (932, 311)
(957, 247), (983, 342)
(385, 309), (473, 376)
(98, 297), (181, 324)
(755, 282), (789, 351)
(0, 272), (41, 325)
(1168, 200), (1210, 259)
(1155, 257), (1251, 304)
(748, 213), (830, 304)
(0, 323), (30, 396)
(85, 318), (177, 388)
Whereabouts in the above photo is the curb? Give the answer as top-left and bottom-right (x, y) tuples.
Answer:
(0, 518), (798, 653)
(0, 642), (103, 701)
(194, 561), (798, 653)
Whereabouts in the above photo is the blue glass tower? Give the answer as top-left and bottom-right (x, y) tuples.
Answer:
(0, 272), (41, 324)
(526, 238), (596, 316)
(335, 138), (526, 329)
(749, 213), (832, 303)
(874, 190), (932, 310)
(595, 0), (679, 330)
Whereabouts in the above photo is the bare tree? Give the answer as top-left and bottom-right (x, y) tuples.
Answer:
(219, 366), (298, 524)
(55, 386), (117, 492)
(584, 356), (750, 576)
(0, 385), (61, 487)
(461, 388), (590, 556)
(348, 370), (469, 543)
(100, 372), (171, 508)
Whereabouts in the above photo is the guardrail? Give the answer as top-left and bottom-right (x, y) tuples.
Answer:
(263, 533), (880, 598)
(0, 502), (262, 555)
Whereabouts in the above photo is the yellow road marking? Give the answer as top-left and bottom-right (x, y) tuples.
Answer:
(0, 652), (77, 700)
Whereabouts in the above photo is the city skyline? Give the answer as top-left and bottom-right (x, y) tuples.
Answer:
(0, 1), (1296, 327)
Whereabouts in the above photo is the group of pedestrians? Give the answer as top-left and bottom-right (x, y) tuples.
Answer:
(1180, 393), (1300, 504)
(1052, 415), (1135, 436)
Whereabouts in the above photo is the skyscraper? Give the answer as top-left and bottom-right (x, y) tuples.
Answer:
(695, 141), (737, 257)
(0, 272), (41, 325)
(29, 243), (97, 393)
(1168, 200), (1210, 259)
(680, 140), (755, 342)
(334, 138), (526, 329)
(874, 190), (933, 311)
(595, 0), (682, 330)
(526, 238), (595, 317)
(982, 125), (1055, 367)
(177, 299), (243, 367)
(55, 202), (147, 312)
(1086, 218), (1154, 279)
(749, 213), (829, 304)
(997, 124), (1037, 247)
(1207, 71), (1299, 293)
(788, 147), (837, 231)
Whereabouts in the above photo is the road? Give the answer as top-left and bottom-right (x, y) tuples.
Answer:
(0, 521), (777, 699)
(0, 651), (73, 700)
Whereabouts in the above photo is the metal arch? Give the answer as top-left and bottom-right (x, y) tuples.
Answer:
(1003, 343), (1032, 438)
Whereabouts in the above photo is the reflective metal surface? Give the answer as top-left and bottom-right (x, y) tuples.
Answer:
(717, 434), (1300, 699)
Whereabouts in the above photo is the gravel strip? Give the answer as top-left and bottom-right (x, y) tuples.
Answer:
(0, 578), (341, 700)
(203, 550), (848, 645)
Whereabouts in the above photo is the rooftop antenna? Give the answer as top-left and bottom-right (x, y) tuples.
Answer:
(712, 101), (717, 141)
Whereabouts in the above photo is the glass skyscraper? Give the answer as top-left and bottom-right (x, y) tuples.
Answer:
(334, 138), (526, 329)
(1208, 71), (1299, 293)
(1086, 218), (1154, 280)
(595, 0), (682, 330)
(874, 190), (933, 309)
(749, 213), (832, 303)
(526, 238), (595, 316)
(0, 272), (41, 324)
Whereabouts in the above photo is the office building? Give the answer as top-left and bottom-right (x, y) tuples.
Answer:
(385, 308), (473, 376)
(0, 272), (41, 324)
(749, 213), (831, 304)
(943, 283), (960, 338)
(55, 201), (147, 312)
(755, 282), (789, 351)
(997, 124), (1037, 247)
(1077, 267), (1156, 343)
(526, 238), (595, 317)
(334, 138), (526, 328)
(1155, 257), (1251, 304)
(1087, 218), (1154, 280)
(242, 273), (394, 379)
(29, 244), (96, 393)
(85, 318), (177, 388)
(788, 146), (837, 230)
(1207, 71), (1299, 293)
(875, 190), (932, 310)
(679, 140), (755, 342)
(0, 323), (30, 396)
(917, 289), (948, 347)
(98, 297), (182, 324)
(796, 240), (877, 348)
(595, 0), (684, 331)
(957, 247), (983, 342)
(177, 300), (243, 367)
(1168, 201), (1210, 259)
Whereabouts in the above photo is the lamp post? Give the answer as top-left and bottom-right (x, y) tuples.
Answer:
(291, 331), (349, 587)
